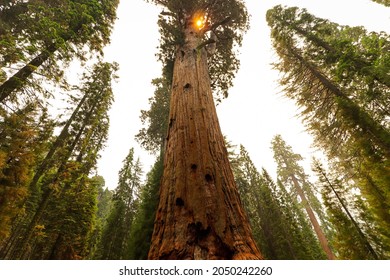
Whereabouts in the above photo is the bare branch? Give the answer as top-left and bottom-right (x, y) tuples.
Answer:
(161, 10), (176, 17)
(196, 39), (216, 50)
(204, 16), (232, 32)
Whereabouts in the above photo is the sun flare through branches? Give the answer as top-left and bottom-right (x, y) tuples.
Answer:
(194, 14), (206, 30)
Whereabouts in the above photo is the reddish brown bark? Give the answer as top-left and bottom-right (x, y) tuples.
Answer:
(148, 22), (262, 260)
(290, 175), (336, 260)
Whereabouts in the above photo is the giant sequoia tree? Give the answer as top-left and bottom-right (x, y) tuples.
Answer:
(145, 0), (261, 259)
(271, 135), (335, 259)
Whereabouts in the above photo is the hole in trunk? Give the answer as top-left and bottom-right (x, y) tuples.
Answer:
(184, 83), (191, 89)
(191, 164), (197, 171)
(176, 197), (184, 206)
(169, 118), (175, 128)
(205, 174), (213, 183)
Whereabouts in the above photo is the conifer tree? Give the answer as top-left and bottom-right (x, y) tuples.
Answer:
(271, 135), (335, 259)
(0, 104), (53, 242)
(1, 61), (117, 259)
(89, 176), (113, 259)
(127, 156), (163, 260)
(371, 0), (390, 6)
(145, 0), (261, 260)
(267, 6), (390, 244)
(231, 145), (325, 259)
(273, 178), (326, 260)
(98, 148), (143, 260)
(313, 159), (388, 259)
(0, 0), (119, 103)
(136, 77), (171, 154)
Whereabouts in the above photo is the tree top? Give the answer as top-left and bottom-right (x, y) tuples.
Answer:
(146, 0), (250, 100)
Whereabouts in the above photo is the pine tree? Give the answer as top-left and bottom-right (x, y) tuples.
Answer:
(267, 5), (390, 250)
(271, 135), (335, 259)
(313, 159), (388, 259)
(231, 145), (325, 259)
(1, 61), (117, 259)
(273, 178), (326, 260)
(0, 104), (53, 242)
(145, 0), (261, 259)
(136, 77), (171, 154)
(127, 156), (163, 260)
(88, 176), (113, 259)
(0, 0), (119, 103)
(97, 148), (143, 260)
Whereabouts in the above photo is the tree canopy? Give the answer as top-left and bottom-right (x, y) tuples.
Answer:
(267, 5), (390, 247)
(146, 0), (250, 100)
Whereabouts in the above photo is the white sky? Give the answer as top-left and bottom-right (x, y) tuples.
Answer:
(98, 0), (390, 189)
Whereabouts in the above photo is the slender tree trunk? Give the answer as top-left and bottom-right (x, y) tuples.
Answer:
(0, 44), (56, 102)
(291, 46), (390, 156)
(317, 168), (379, 259)
(148, 24), (262, 260)
(28, 90), (90, 193)
(0, 23), (83, 103)
(290, 175), (335, 260)
(12, 96), (99, 259)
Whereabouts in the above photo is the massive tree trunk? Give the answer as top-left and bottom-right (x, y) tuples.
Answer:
(148, 23), (262, 260)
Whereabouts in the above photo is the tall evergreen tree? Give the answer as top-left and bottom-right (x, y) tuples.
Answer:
(136, 77), (171, 154)
(271, 135), (335, 259)
(146, 0), (261, 260)
(97, 148), (143, 260)
(127, 156), (163, 260)
(231, 144), (325, 259)
(1, 61), (117, 259)
(0, 0), (119, 103)
(88, 176), (113, 259)
(313, 159), (388, 259)
(0, 104), (54, 241)
(267, 5), (390, 249)
(273, 178), (326, 260)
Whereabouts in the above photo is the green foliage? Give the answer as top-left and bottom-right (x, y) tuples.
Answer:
(126, 156), (163, 259)
(0, 104), (52, 241)
(86, 176), (113, 259)
(146, 0), (249, 100)
(371, 0), (390, 6)
(271, 135), (333, 258)
(136, 77), (171, 154)
(313, 159), (389, 259)
(30, 168), (99, 259)
(230, 144), (325, 259)
(0, 0), (120, 103)
(0, 61), (117, 259)
(271, 135), (329, 227)
(97, 148), (143, 260)
(267, 5), (390, 248)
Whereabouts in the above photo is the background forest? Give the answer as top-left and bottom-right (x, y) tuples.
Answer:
(0, 0), (389, 260)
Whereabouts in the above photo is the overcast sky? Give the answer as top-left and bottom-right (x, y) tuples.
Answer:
(98, 0), (390, 189)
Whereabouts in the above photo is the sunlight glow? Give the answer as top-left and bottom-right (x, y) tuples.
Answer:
(195, 16), (205, 30)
